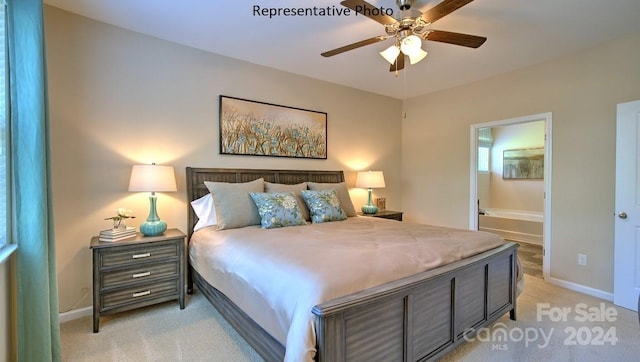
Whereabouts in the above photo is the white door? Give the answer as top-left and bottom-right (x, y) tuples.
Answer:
(613, 100), (640, 311)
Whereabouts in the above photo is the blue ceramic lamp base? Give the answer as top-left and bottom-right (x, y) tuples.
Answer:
(361, 204), (378, 214)
(140, 194), (167, 236)
(140, 220), (167, 236)
(361, 188), (378, 214)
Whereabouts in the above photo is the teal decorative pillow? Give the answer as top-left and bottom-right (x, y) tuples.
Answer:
(307, 182), (357, 217)
(301, 189), (347, 223)
(265, 182), (310, 221)
(249, 192), (307, 229)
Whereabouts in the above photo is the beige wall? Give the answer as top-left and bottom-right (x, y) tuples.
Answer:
(44, 6), (402, 313)
(477, 121), (546, 213)
(489, 121), (545, 212)
(402, 32), (640, 293)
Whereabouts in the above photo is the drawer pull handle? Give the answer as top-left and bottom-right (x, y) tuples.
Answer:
(132, 252), (151, 259)
(132, 290), (151, 298)
(132, 271), (151, 278)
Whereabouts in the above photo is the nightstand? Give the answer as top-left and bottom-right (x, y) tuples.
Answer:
(358, 210), (403, 221)
(90, 228), (186, 332)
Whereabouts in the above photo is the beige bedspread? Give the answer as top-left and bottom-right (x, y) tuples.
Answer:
(189, 216), (506, 362)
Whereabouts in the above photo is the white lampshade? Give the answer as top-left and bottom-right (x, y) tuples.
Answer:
(407, 48), (428, 64)
(400, 35), (428, 64)
(128, 164), (177, 192)
(356, 171), (386, 189)
(400, 35), (421, 54)
(380, 45), (400, 64)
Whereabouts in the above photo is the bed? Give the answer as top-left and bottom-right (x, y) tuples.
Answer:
(186, 167), (519, 361)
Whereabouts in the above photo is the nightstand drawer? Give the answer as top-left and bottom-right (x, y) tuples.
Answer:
(101, 278), (180, 311)
(98, 242), (179, 269)
(101, 262), (179, 289)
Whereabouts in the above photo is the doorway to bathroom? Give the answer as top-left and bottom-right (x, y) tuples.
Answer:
(469, 113), (552, 279)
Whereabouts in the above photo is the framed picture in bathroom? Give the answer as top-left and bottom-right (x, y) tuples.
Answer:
(503, 148), (544, 179)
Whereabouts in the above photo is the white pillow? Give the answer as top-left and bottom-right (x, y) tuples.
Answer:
(191, 194), (217, 231)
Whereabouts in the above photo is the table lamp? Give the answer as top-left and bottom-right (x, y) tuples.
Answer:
(356, 170), (385, 214)
(128, 163), (177, 236)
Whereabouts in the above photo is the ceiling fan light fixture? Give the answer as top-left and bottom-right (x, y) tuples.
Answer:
(400, 35), (422, 54)
(380, 45), (400, 64)
(400, 34), (427, 64)
(407, 48), (428, 64)
(321, 0), (486, 72)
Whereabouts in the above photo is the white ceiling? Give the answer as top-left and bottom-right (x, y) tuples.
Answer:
(44, 0), (640, 100)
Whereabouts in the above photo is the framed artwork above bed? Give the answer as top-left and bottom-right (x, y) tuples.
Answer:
(219, 95), (328, 159)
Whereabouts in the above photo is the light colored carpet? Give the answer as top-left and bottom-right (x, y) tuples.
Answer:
(61, 275), (640, 361)
(60, 293), (263, 362)
(441, 275), (640, 361)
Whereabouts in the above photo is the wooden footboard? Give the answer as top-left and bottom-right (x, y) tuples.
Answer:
(313, 242), (518, 361)
(191, 242), (517, 362)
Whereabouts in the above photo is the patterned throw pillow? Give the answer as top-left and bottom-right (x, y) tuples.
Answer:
(249, 192), (307, 229)
(264, 182), (310, 221)
(301, 189), (347, 223)
(307, 182), (357, 217)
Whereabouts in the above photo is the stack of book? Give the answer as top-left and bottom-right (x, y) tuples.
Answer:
(99, 227), (137, 242)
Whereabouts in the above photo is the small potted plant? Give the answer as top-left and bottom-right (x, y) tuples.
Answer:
(105, 208), (135, 230)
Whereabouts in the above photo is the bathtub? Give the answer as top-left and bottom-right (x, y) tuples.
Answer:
(479, 208), (543, 244)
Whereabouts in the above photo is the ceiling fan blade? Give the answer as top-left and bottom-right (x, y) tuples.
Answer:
(425, 30), (486, 48)
(321, 35), (389, 57)
(421, 0), (474, 24)
(390, 52), (405, 72)
(340, 0), (397, 25)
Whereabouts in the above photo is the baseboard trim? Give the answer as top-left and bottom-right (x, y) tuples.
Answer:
(59, 306), (92, 324)
(546, 276), (613, 302)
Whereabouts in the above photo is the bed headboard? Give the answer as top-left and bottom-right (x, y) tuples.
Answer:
(185, 167), (345, 238)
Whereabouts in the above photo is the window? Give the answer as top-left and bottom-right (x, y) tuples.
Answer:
(478, 146), (490, 172)
(477, 128), (493, 173)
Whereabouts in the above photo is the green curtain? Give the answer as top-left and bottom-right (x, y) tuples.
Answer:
(7, 0), (61, 361)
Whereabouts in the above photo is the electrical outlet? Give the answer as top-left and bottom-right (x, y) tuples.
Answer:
(578, 254), (587, 266)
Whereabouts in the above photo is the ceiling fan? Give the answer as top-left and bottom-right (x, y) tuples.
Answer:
(321, 0), (486, 72)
